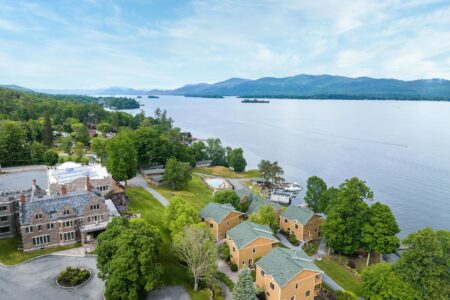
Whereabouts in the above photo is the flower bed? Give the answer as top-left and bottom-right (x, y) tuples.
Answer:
(56, 267), (91, 288)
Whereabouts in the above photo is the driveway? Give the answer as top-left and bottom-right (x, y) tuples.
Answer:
(127, 173), (169, 206)
(146, 286), (190, 300)
(0, 255), (103, 300)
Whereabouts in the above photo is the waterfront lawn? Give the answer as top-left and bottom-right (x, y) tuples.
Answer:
(126, 186), (210, 300)
(315, 258), (363, 296)
(152, 175), (214, 210)
(0, 237), (80, 266)
(194, 166), (261, 179)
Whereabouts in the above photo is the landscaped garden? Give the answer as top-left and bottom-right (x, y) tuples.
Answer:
(56, 266), (91, 287)
(0, 236), (80, 266)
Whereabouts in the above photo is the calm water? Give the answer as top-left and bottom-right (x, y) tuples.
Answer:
(127, 96), (450, 237)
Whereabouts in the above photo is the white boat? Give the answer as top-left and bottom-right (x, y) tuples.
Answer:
(270, 191), (292, 204)
(283, 182), (303, 192)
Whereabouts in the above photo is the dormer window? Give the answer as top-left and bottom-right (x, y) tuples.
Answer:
(35, 213), (42, 220)
(63, 209), (70, 215)
(90, 204), (100, 210)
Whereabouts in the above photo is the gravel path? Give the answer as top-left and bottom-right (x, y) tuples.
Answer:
(126, 173), (169, 206)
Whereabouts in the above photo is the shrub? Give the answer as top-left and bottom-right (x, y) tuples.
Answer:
(289, 234), (297, 244)
(217, 271), (234, 291)
(209, 279), (223, 299)
(57, 267), (90, 287)
(230, 263), (238, 272)
(219, 243), (230, 261)
(251, 270), (256, 281)
(336, 290), (358, 300)
(347, 260), (356, 269)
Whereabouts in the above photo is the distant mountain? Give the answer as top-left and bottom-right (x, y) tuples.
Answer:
(0, 84), (34, 92)
(167, 75), (450, 100)
(35, 86), (155, 95)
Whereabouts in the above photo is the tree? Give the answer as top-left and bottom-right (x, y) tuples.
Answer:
(322, 177), (372, 255)
(91, 137), (108, 162)
(318, 186), (338, 213)
(97, 218), (162, 300)
(105, 133), (137, 185)
(71, 122), (89, 144)
(96, 122), (112, 133)
(43, 150), (59, 166)
(164, 158), (192, 190)
(0, 121), (31, 166)
(41, 114), (53, 147)
(173, 224), (217, 291)
(31, 142), (46, 164)
(191, 140), (208, 161)
(362, 263), (418, 300)
(214, 190), (240, 208)
(164, 196), (200, 239)
(132, 126), (176, 166)
(206, 138), (226, 166)
(60, 136), (73, 155)
(304, 176), (327, 213)
(232, 267), (256, 300)
(257, 160), (284, 184)
(361, 202), (400, 265)
(248, 204), (278, 231)
(73, 142), (85, 161)
(395, 227), (450, 299)
(335, 290), (358, 300)
(227, 148), (247, 172)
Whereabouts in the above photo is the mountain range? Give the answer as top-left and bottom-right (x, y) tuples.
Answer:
(5, 74), (450, 100)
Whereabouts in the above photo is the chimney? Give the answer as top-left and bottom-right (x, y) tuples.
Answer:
(19, 192), (26, 205)
(32, 179), (37, 187)
(61, 185), (67, 196)
(86, 176), (92, 192)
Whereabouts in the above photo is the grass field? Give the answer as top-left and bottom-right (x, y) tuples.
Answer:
(126, 186), (209, 300)
(194, 166), (261, 179)
(152, 175), (214, 210)
(315, 258), (363, 296)
(0, 237), (80, 266)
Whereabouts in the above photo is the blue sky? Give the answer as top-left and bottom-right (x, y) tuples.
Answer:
(1, 0), (450, 89)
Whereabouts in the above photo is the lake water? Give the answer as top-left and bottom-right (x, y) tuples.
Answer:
(124, 96), (450, 237)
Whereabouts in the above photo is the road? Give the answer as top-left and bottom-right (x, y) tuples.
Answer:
(0, 255), (103, 300)
(126, 173), (169, 206)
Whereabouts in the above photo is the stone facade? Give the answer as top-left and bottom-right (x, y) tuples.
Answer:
(49, 175), (113, 197)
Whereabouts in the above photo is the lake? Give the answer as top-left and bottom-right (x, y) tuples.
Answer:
(123, 95), (450, 237)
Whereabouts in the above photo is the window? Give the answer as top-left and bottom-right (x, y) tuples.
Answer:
(284, 218), (288, 223)
(242, 260), (245, 265)
(90, 204), (100, 210)
(252, 248), (256, 253)
(0, 226), (10, 233)
(226, 221), (229, 226)
(0, 205), (7, 211)
(35, 213), (42, 219)
(64, 232), (75, 241)
(47, 223), (54, 230)
(305, 290), (310, 297)
(315, 228), (318, 232)
(260, 270), (265, 276)
(295, 283), (298, 289)
(232, 247), (235, 252)
(0, 216), (8, 222)
(209, 223), (213, 228)
(88, 215), (103, 222)
(25, 226), (33, 233)
(32, 235), (50, 246)
(63, 220), (73, 228)
(266, 292), (270, 296)
(38, 225), (42, 231)
(270, 283), (274, 290)
(295, 224), (298, 229)
(63, 209), (70, 215)
(291, 297), (295, 300)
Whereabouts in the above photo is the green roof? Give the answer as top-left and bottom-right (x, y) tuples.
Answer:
(280, 205), (315, 225)
(227, 221), (279, 249)
(256, 247), (323, 288)
(199, 202), (239, 223)
(247, 197), (281, 214)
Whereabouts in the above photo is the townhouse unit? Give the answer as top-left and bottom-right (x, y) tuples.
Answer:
(199, 202), (244, 241)
(20, 182), (119, 251)
(226, 221), (279, 270)
(256, 247), (323, 300)
(279, 205), (322, 243)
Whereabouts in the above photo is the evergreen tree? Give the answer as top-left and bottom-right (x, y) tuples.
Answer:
(233, 267), (256, 300)
(42, 114), (53, 147)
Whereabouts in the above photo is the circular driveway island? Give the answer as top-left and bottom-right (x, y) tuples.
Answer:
(0, 255), (103, 300)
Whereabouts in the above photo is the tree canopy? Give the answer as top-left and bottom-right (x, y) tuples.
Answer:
(304, 176), (327, 213)
(248, 204), (278, 231)
(164, 158), (192, 190)
(164, 196), (200, 239)
(214, 190), (241, 208)
(105, 133), (137, 185)
(227, 147), (247, 172)
(257, 160), (284, 184)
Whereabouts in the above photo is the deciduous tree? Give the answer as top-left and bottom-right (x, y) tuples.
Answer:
(304, 176), (327, 212)
(206, 138), (227, 166)
(164, 158), (192, 190)
(164, 196), (200, 239)
(214, 190), (240, 208)
(31, 141), (46, 164)
(43, 150), (59, 166)
(60, 136), (73, 155)
(248, 204), (278, 231)
(227, 147), (247, 172)
(105, 133), (137, 185)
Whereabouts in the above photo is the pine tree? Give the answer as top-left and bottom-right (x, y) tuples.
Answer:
(233, 267), (256, 300)
(42, 114), (53, 147)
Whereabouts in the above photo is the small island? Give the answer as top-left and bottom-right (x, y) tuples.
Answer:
(184, 94), (224, 98)
(147, 95), (159, 98)
(241, 98), (270, 103)
(101, 97), (140, 109)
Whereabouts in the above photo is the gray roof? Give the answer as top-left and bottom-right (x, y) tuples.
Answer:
(196, 160), (212, 164)
(247, 196), (281, 214)
(256, 247), (322, 288)
(143, 168), (165, 176)
(199, 202), (240, 223)
(281, 205), (315, 225)
(227, 221), (279, 249)
(22, 191), (99, 225)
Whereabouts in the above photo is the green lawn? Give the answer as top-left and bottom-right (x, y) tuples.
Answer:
(194, 166), (261, 179)
(126, 186), (210, 300)
(0, 236), (80, 266)
(152, 175), (214, 210)
(315, 259), (363, 296)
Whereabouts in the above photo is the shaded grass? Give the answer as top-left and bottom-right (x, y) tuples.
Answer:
(303, 240), (320, 256)
(152, 175), (214, 210)
(0, 236), (80, 266)
(194, 166), (261, 179)
(315, 259), (363, 296)
(126, 186), (209, 299)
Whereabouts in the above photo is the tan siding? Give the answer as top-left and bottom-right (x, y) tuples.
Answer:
(279, 214), (322, 242)
(217, 211), (243, 240)
(231, 237), (278, 270)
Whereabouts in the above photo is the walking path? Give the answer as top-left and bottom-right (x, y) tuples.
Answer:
(126, 173), (169, 206)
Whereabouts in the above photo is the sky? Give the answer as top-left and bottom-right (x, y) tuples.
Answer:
(0, 0), (450, 89)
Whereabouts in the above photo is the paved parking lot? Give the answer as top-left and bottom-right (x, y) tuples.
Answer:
(0, 255), (104, 300)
